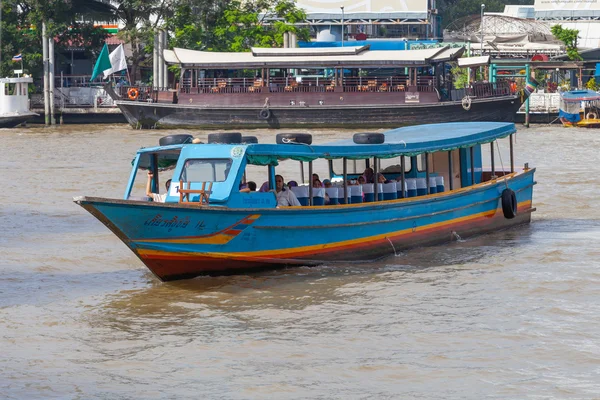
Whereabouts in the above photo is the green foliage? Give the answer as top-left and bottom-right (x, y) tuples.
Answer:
(169, 0), (309, 52)
(586, 77), (598, 91)
(551, 25), (582, 61)
(451, 65), (470, 89)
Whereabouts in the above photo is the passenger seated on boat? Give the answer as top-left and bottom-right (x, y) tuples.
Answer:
(259, 181), (270, 192)
(363, 167), (374, 183)
(146, 171), (171, 202)
(377, 173), (390, 184)
(240, 181), (257, 193)
(358, 176), (366, 185)
(313, 179), (323, 188)
(275, 175), (301, 207)
(287, 180), (298, 188)
(323, 179), (332, 188)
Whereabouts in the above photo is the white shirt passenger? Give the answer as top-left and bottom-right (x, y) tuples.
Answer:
(151, 193), (167, 202)
(276, 187), (301, 207)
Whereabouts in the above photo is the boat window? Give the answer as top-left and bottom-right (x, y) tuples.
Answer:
(416, 154), (428, 172)
(330, 159), (365, 177)
(179, 158), (232, 182)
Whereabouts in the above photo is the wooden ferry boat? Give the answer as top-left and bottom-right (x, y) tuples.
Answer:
(106, 45), (538, 130)
(74, 122), (536, 281)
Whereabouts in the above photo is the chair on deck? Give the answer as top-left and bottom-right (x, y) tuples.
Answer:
(350, 185), (363, 204)
(416, 178), (428, 196)
(291, 186), (309, 206)
(382, 182), (397, 200)
(429, 177), (438, 194)
(179, 181), (212, 204)
(436, 176), (445, 193)
(406, 178), (417, 197)
(325, 187), (339, 205)
(312, 188), (326, 206)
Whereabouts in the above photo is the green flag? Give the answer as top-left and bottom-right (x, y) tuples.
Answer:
(91, 44), (111, 81)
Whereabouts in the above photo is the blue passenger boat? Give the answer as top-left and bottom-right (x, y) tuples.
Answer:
(74, 122), (536, 281)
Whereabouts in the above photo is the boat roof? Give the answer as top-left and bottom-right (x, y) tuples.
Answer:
(560, 89), (600, 101)
(242, 122), (515, 163)
(164, 45), (465, 69)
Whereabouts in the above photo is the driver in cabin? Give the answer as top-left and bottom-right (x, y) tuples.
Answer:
(275, 174), (301, 207)
(146, 171), (171, 202)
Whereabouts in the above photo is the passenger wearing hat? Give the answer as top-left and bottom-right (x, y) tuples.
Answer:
(323, 179), (332, 188)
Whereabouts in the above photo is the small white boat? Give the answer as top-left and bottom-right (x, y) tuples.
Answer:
(0, 76), (37, 128)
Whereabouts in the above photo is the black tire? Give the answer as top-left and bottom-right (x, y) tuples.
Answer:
(207, 132), (243, 144)
(242, 136), (258, 144)
(259, 109), (271, 120)
(501, 188), (517, 219)
(353, 132), (385, 144)
(159, 134), (193, 146)
(276, 133), (313, 145)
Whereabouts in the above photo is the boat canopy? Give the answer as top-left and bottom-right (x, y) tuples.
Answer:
(244, 122), (516, 165)
(559, 90), (600, 102)
(457, 55), (490, 68)
(164, 45), (465, 69)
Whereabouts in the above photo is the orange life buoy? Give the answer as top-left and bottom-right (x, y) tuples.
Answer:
(127, 88), (139, 100)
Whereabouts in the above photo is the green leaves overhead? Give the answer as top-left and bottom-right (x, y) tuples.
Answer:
(551, 25), (582, 61)
(169, 0), (310, 52)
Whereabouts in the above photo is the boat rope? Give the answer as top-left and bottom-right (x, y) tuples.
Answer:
(386, 237), (399, 256)
(262, 97), (270, 110)
(280, 138), (316, 152)
(495, 140), (510, 190)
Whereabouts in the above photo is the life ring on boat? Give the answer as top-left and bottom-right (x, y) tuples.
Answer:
(127, 88), (139, 100)
(461, 96), (471, 111)
(241, 135), (258, 144)
(259, 109), (271, 120)
(501, 188), (517, 219)
(585, 112), (597, 120)
(353, 132), (385, 144)
(159, 134), (194, 146)
(207, 132), (243, 144)
(276, 133), (313, 145)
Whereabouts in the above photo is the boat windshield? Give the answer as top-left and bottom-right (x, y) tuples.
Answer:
(179, 158), (233, 182)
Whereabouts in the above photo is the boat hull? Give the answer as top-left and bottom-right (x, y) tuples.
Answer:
(115, 95), (523, 129)
(75, 170), (535, 281)
(0, 113), (37, 128)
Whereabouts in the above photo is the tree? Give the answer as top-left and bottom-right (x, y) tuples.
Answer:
(169, 0), (309, 52)
(0, 0), (110, 79)
(551, 25), (582, 61)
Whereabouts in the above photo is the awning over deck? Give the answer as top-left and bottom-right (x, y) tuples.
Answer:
(457, 55), (490, 68)
(165, 45), (465, 69)
(243, 122), (516, 164)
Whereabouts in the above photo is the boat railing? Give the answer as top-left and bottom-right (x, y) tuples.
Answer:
(178, 76), (438, 95)
(466, 82), (511, 98)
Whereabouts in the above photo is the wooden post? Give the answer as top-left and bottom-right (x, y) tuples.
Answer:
(343, 158), (348, 204)
(490, 142), (495, 178)
(469, 146), (475, 186)
(400, 156), (406, 198)
(448, 151), (454, 190)
(425, 153), (430, 195)
(509, 134), (515, 173)
(308, 161), (313, 206)
(373, 157), (379, 201)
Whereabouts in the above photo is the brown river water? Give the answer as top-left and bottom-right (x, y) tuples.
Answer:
(1, 123), (600, 399)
